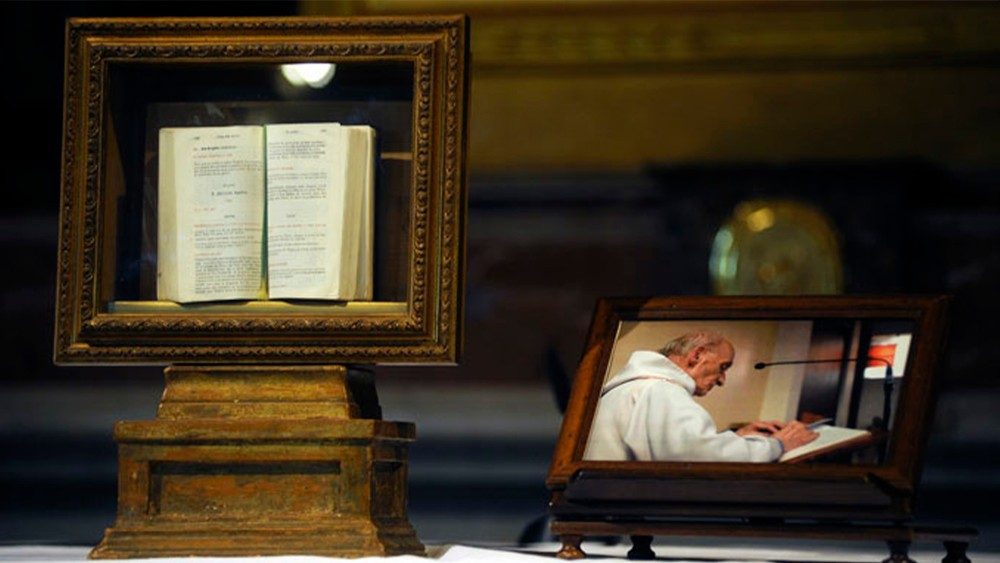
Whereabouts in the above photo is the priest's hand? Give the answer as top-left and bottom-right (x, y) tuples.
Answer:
(773, 421), (819, 451)
(736, 420), (784, 437)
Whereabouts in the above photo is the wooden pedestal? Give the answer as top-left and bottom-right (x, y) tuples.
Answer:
(90, 365), (424, 558)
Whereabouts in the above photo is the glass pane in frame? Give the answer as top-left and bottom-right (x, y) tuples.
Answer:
(56, 16), (468, 365)
(585, 316), (916, 466)
(105, 60), (414, 307)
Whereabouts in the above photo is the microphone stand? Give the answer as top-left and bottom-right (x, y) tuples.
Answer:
(754, 357), (895, 431)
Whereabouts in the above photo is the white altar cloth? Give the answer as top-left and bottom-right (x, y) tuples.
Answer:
(1, 543), (998, 563)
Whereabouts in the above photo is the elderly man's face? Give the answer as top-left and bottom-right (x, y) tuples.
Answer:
(688, 342), (735, 397)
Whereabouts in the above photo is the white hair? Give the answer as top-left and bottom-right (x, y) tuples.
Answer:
(659, 331), (727, 357)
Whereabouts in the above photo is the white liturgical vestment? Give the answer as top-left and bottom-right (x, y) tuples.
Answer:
(584, 350), (782, 462)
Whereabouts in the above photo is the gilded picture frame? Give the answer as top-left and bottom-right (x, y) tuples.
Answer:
(54, 16), (469, 365)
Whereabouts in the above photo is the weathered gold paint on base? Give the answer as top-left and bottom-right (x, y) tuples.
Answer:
(90, 365), (423, 558)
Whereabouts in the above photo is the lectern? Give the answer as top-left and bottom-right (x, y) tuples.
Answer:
(53, 16), (469, 558)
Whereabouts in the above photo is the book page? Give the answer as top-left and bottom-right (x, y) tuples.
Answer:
(266, 123), (347, 299)
(779, 424), (871, 462)
(342, 126), (376, 300)
(157, 126), (265, 303)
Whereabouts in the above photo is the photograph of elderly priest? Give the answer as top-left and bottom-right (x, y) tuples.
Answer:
(585, 331), (818, 462)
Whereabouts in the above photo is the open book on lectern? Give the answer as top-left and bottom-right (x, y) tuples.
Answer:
(157, 123), (374, 304)
(779, 424), (874, 463)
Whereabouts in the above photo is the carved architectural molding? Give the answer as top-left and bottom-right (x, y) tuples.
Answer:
(310, 2), (1000, 70)
(302, 2), (1000, 172)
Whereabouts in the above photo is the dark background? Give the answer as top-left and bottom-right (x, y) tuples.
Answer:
(1, 0), (998, 552)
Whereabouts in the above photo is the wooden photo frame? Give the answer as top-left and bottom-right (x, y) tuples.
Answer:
(546, 295), (972, 560)
(54, 16), (469, 365)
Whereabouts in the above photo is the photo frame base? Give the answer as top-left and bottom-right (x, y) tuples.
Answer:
(90, 365), (423, 559)
(551, 519), (977, 562)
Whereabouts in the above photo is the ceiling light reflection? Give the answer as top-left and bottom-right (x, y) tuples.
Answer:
(281, 63), (336, 89)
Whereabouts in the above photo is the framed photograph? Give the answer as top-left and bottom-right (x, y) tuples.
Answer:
(54, 16), (469, 365)
(547, 295), (950, 522)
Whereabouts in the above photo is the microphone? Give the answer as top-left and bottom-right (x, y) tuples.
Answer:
(753, 357), (894, 432)
(754, 358), (891, 374)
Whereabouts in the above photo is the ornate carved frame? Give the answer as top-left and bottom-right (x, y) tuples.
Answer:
(55, 17), (468, 365)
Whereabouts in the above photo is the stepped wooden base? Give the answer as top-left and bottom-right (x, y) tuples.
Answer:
(92, 517), (423, 558)
(90, 365), (423, 559)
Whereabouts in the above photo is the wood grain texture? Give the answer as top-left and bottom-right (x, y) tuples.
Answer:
(90, 365), (422, 558)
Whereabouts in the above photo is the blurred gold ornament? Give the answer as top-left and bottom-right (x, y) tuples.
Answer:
(710, 200), (843, 295)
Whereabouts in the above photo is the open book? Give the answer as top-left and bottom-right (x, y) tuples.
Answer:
(157, 123), (374, 303)
(779, 424), (875, 463)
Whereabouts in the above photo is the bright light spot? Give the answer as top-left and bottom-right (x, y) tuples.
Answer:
(709, 228), (737, 280)
(745, 207), (776, 233)
(281, 63), (336, 89)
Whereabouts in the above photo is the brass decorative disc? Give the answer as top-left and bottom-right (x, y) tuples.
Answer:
(710, 199), (843, 295)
